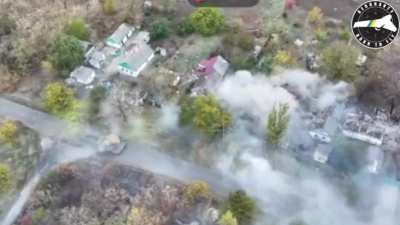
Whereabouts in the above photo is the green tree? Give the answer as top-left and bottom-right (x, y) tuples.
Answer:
(43, 82), (76, 117)
(219, 211), (238, 225)
(190, 8), (225, 36)
(0, 164), (12, 194)
(0, 120), (18, 146)
(267, 103), (290, 146)
(103, 0), (117, 14)
(49, 34), (84, 78)
(321, 42), (360, 82)
(64, 18), (90, 41)
(179, 95), (232, 138)
(225, 191), (256, 225)
(184, 181), (210, 203)
(150, 21), (169, 41)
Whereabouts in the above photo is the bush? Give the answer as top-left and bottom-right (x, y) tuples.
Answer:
(219, 211), (238, 225)
(0, 120), (18, 146)
(88, 86), (107, 121)
(237, 33), (254, 51)
(308, 6), (323, 26)
(184, 181), (210, 202)
(339, 28), (351, 41)
(0, 164), (12, 194)
(176, 18), (195, 37)
(32, 207), (47, 225)
(103, 0), (117, 14)
(267, 103), (290, 146)
(231, 56), (257, 71)
(43, 82), (76, 117)
(0, 15), (16, 36)
(150, 21), (169, 41)
(315, 28), (328, 41)
(49, 35), (84, 78)
(64, 18), (90, 41)
(179, 95), (232, 138)
(190, 8), (225, 36)
(225, 191), (256, 225)
(257, 55), (273, 75)
(321, 42), (360, 82)
(273, 50), (296, 67)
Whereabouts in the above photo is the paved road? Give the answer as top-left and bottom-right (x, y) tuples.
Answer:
(0, 97), (240, 194)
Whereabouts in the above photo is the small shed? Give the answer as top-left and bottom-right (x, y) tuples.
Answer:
(70, 66), (96, 85)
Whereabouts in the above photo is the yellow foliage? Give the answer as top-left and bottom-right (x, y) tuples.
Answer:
(273, 50), (296, 67)
(308, 6), (323, 26)
(0, 120), (18, 146)
(184, 181), (210, 202)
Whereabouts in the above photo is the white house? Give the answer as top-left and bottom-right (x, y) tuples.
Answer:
(106, 23), (135, 49)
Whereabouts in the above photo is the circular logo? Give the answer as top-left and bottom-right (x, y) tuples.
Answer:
(352, 0), (399, 48)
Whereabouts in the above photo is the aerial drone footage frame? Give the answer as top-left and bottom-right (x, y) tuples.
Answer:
(0, 0), (400, 225)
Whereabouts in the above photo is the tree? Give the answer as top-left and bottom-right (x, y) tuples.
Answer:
(308, 6), (323, 26)
(321, 42), (360, 82)
(49, 34), (84, 78)
(0, 120), (18, 146)
(190, 8), (224, 36)
(0, 164), (12, 194)
(150, 21), (169, 41)
(88, 86), (107, 122)
(0, 15), (16, 36)
(267, 103), (290, 146)
(184, 181), (210, 202)
(64, 18), (90, 41)
(225, 191), (256, 225)
(176, 18), (195, 37)
(43, 82), (76, 117)
(103, 0), (117, 14)
(219, 211), (238, 225)
(179, 95), (232, 138)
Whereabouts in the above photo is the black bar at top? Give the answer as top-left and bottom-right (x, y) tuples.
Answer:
(188, 0), (259, 7)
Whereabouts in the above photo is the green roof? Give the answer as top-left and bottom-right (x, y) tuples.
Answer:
(119, 62), (132, 70)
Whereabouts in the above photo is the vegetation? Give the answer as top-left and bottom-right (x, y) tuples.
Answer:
(267, 104), (290, 146)
(184, 181), (210, 202)
(150, 21), (169, 41)
(103, 0), (117, 14)
(321, 42), (360, 82)
(219, 211), (238, 225)
(257, 55), (274, 75)
(273, 50), (296, 67)
(43, 82), (76, 117)
(0, 15), (16, 36)
(225, 191), (257, 225)
(0, 120), (18, 146)
(49, 34), (84, 78)
(231, 56), (257, 71)
(88, 86), (107, 122)
(315, 28), (328, 41)
(176, 18), (195, 37)
(127, 207), (163, 225)
(64, 18), (90, 41)
(308, 6), (323, 26)
(190, 8), (225, 36)
(0, 163), (12, 194)
(179, 95), (232, 138)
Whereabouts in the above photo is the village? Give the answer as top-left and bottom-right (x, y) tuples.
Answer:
(1, 0), (400, 225)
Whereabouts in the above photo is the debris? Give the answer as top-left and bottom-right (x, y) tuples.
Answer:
(294, 39), (304, 47)
(309, 130), (331, 143)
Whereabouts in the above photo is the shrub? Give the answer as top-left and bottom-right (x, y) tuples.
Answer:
(179, 95), (232, 138)
(0, 120), (18, 146)
(88, 86), (107, 121)
(32, 207), (47, 225)
(150, 21), (169, 41)
(184, 181), (210, 202)
(321, 42), (360, 82)
(308, 7), (323, 25)
(273, 50), (296, 67)
(267, 103), (290, 146)
(219, 211), (238, 225)
(64, 18), (90, 41)
(49, 34), (84, 78)
(257, 55), (273, 75)
(190, 8), (225, 36)
(225, 191), (256, 225)
(176, 18), (195, 37)
(315, 28), (328, 41)
(237, 33), (254, 51)
(103, 0), (117, 14)
(43, 82), (76, 117)
(231, 56), (257, 71)
(0, 15), (16, 36)
(339, 28), (351, 41)
(0, 164), (12, 194)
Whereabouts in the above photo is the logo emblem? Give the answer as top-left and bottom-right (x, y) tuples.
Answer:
(352, 1), (399, 48)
